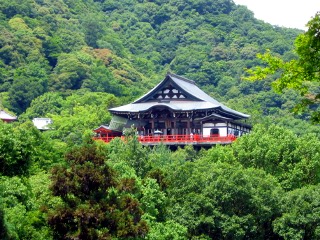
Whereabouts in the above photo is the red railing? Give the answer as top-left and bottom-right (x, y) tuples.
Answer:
(94, 134), (237, 145)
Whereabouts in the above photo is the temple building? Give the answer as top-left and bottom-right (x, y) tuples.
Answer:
(95, 73), (251, 146)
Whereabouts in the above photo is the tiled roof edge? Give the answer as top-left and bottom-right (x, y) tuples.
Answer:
(167, 72), (196, 85)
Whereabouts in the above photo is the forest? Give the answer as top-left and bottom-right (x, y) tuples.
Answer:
(0, 0), (320, 239)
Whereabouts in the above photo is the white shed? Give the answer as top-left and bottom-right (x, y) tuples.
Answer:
(32, 118), (53, 130)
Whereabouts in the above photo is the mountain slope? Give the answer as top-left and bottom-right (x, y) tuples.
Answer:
(0, 0), (308, 134)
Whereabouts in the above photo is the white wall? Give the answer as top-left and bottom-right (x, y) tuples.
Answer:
(202, 127), (228, 137)
(32, 118), (52, 130)
(202, 123), (228, 137)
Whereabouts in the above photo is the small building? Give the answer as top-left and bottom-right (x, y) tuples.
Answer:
(0, 110), (17, 123)
(96, 73), (251, 146)
(32, 118), (53, 131)
(93, 125), (122, 141)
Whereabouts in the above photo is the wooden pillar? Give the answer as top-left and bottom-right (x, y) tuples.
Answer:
(187, 119), (191, 135)
(151, 118), (155, 135)
(172, 112), (176, 135)
(226, 121), (229, 136)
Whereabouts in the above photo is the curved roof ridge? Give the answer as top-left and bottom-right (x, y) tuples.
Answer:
(169, 75), (219, 103)
(134, 73), (198, 103)
(167, 72), (196, 85)
(168, 74), (250, 118)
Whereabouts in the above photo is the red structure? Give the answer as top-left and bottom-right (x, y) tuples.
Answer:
(94, 134), (237, 146)
(93, 125), (122, 139)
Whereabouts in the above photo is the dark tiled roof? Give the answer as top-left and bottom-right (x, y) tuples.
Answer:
(110, 73), (250, 119)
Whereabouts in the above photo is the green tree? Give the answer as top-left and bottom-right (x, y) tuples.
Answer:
(105, 138), (185, 239)
(45, 91), (117, 144)
(80, 13), (106, 48)
(107, 129), (149, 177)
(22, 92), (64, 120)
(0, 200), (9, 240)
(82, 63), (123, 95)
(0, 174), (52, 240)
(244, 13), (320, 121)
(273, 184), (320, 240)
(47, 141), (148, 239)
(167, 159), (282, 239)
(232, 124), (320, 190)
(0, 122), (37, 176)
(146, 220), (187, 240)
(49, 52), (92, 91)
(9, 62), (48, 113)
(0, 0), (34, 18)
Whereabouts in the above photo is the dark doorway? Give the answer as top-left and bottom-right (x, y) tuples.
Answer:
(210, 128), (220, 136)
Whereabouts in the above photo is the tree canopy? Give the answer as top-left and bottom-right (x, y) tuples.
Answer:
(245, 12), (320, 122)
(0, 0), (319, 239)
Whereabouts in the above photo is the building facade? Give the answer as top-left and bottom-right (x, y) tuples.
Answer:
(94, 73), (251, 146)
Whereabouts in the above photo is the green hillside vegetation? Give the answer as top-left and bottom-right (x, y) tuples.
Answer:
(1, 0), (320, 239)
(0, 0), (317, 135)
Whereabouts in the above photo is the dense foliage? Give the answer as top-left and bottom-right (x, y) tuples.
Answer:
(0, 0), (302, 117)
(0, 0), (316, 135)
(2, 123), (320, 239)
(0, 0), (320, 239)
(47, 141), (148, 239)
(245, 12), (320, 123)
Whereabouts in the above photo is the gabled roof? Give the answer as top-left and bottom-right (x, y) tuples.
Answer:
(134, 73), (222, 104)
(0, 110), (17, 121)
(93, 125), (115, 133)
(110, 73), (250, 119)
(94, 125), (110, 132)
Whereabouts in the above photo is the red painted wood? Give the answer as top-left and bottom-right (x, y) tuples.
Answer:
(94, 134), (237, 144)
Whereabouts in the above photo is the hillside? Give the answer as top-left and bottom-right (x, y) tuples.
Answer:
(2, 1), (320, 239)
(0, 1), (298, 107)
(2, 0), (318, 137)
